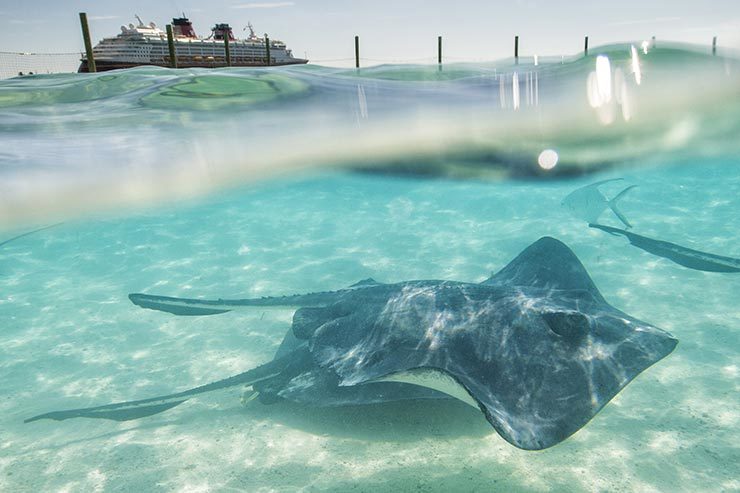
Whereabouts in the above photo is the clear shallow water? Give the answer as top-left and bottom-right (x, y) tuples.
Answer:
(1, 43), (739, 492)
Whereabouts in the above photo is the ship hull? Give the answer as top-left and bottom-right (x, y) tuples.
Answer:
(78, 58), (308, 73)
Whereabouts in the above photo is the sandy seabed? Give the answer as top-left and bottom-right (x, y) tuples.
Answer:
(1, 168), (739, 492)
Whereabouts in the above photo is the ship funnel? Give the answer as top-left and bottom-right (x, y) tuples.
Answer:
(213, 23), (235, 41)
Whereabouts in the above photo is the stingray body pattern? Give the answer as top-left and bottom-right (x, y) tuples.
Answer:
(26, 237), (677, 450)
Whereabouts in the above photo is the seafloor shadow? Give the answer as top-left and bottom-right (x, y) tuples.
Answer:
(240, 397), (492, 441)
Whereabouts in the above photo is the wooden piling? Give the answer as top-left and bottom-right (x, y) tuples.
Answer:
(355, 35), (360, 68)
(166, 25), (177, 68)
(79, 12), (96, 73)
(224, 31), (231, 66)
(265, 35), (271, 66)
(712, 36), (717, 56)
(514, 35), (519, 64)
(584, 36), (589, 56)
(438, 36), (442, 65)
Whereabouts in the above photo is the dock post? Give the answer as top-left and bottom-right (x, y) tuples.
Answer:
(224, 31), (232, 66)
(514, 35), (519, 64)
(265, 35), (271, 66)
(355, 35), (360, 68)
(79, 12), (96, 73)
(166, 25), (177, 68)
(584, 36), (589, 56)
(438, 36), (442, 65)
(712, 36), (717, 55)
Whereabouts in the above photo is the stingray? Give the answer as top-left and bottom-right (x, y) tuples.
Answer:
(24, 237), (677, 450)
(590, 223), (740, 273)
(561, 178), (636, 228)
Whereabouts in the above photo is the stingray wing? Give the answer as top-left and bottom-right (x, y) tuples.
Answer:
(455, 311), (677, 450)
(482, 236), (605, 301)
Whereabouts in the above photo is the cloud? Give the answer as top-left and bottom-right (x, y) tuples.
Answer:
(232, 2), (295, 9)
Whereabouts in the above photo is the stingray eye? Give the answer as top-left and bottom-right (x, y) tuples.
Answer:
(292, 306), (339, 339)
(292, 303), (352, 339)
(542, 311), (590, 342)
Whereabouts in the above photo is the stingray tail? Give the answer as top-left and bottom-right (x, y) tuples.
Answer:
(24, 356), (288, 424)
(128, 293), (236, 316)
(607, 185), (637, 229)
(129, 290), (339, 316)
(589, 223), (627, 237)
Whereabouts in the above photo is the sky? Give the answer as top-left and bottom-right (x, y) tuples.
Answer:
(1, 1), (739, 66)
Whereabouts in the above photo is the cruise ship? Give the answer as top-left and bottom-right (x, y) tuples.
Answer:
(79, 16), (308, 72)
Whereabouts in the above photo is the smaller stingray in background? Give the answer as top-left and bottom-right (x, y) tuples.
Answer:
(590, 223), (740, 273)
(562, 178), (636, 228)
(25, 237), (677, 450)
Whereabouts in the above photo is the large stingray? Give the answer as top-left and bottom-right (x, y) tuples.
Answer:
(25, 237), (677, 450)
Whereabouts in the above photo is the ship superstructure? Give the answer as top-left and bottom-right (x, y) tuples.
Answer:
(79, 16), (307, 72)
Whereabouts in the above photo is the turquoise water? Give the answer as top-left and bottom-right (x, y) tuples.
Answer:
(1, 44), (739, 491)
